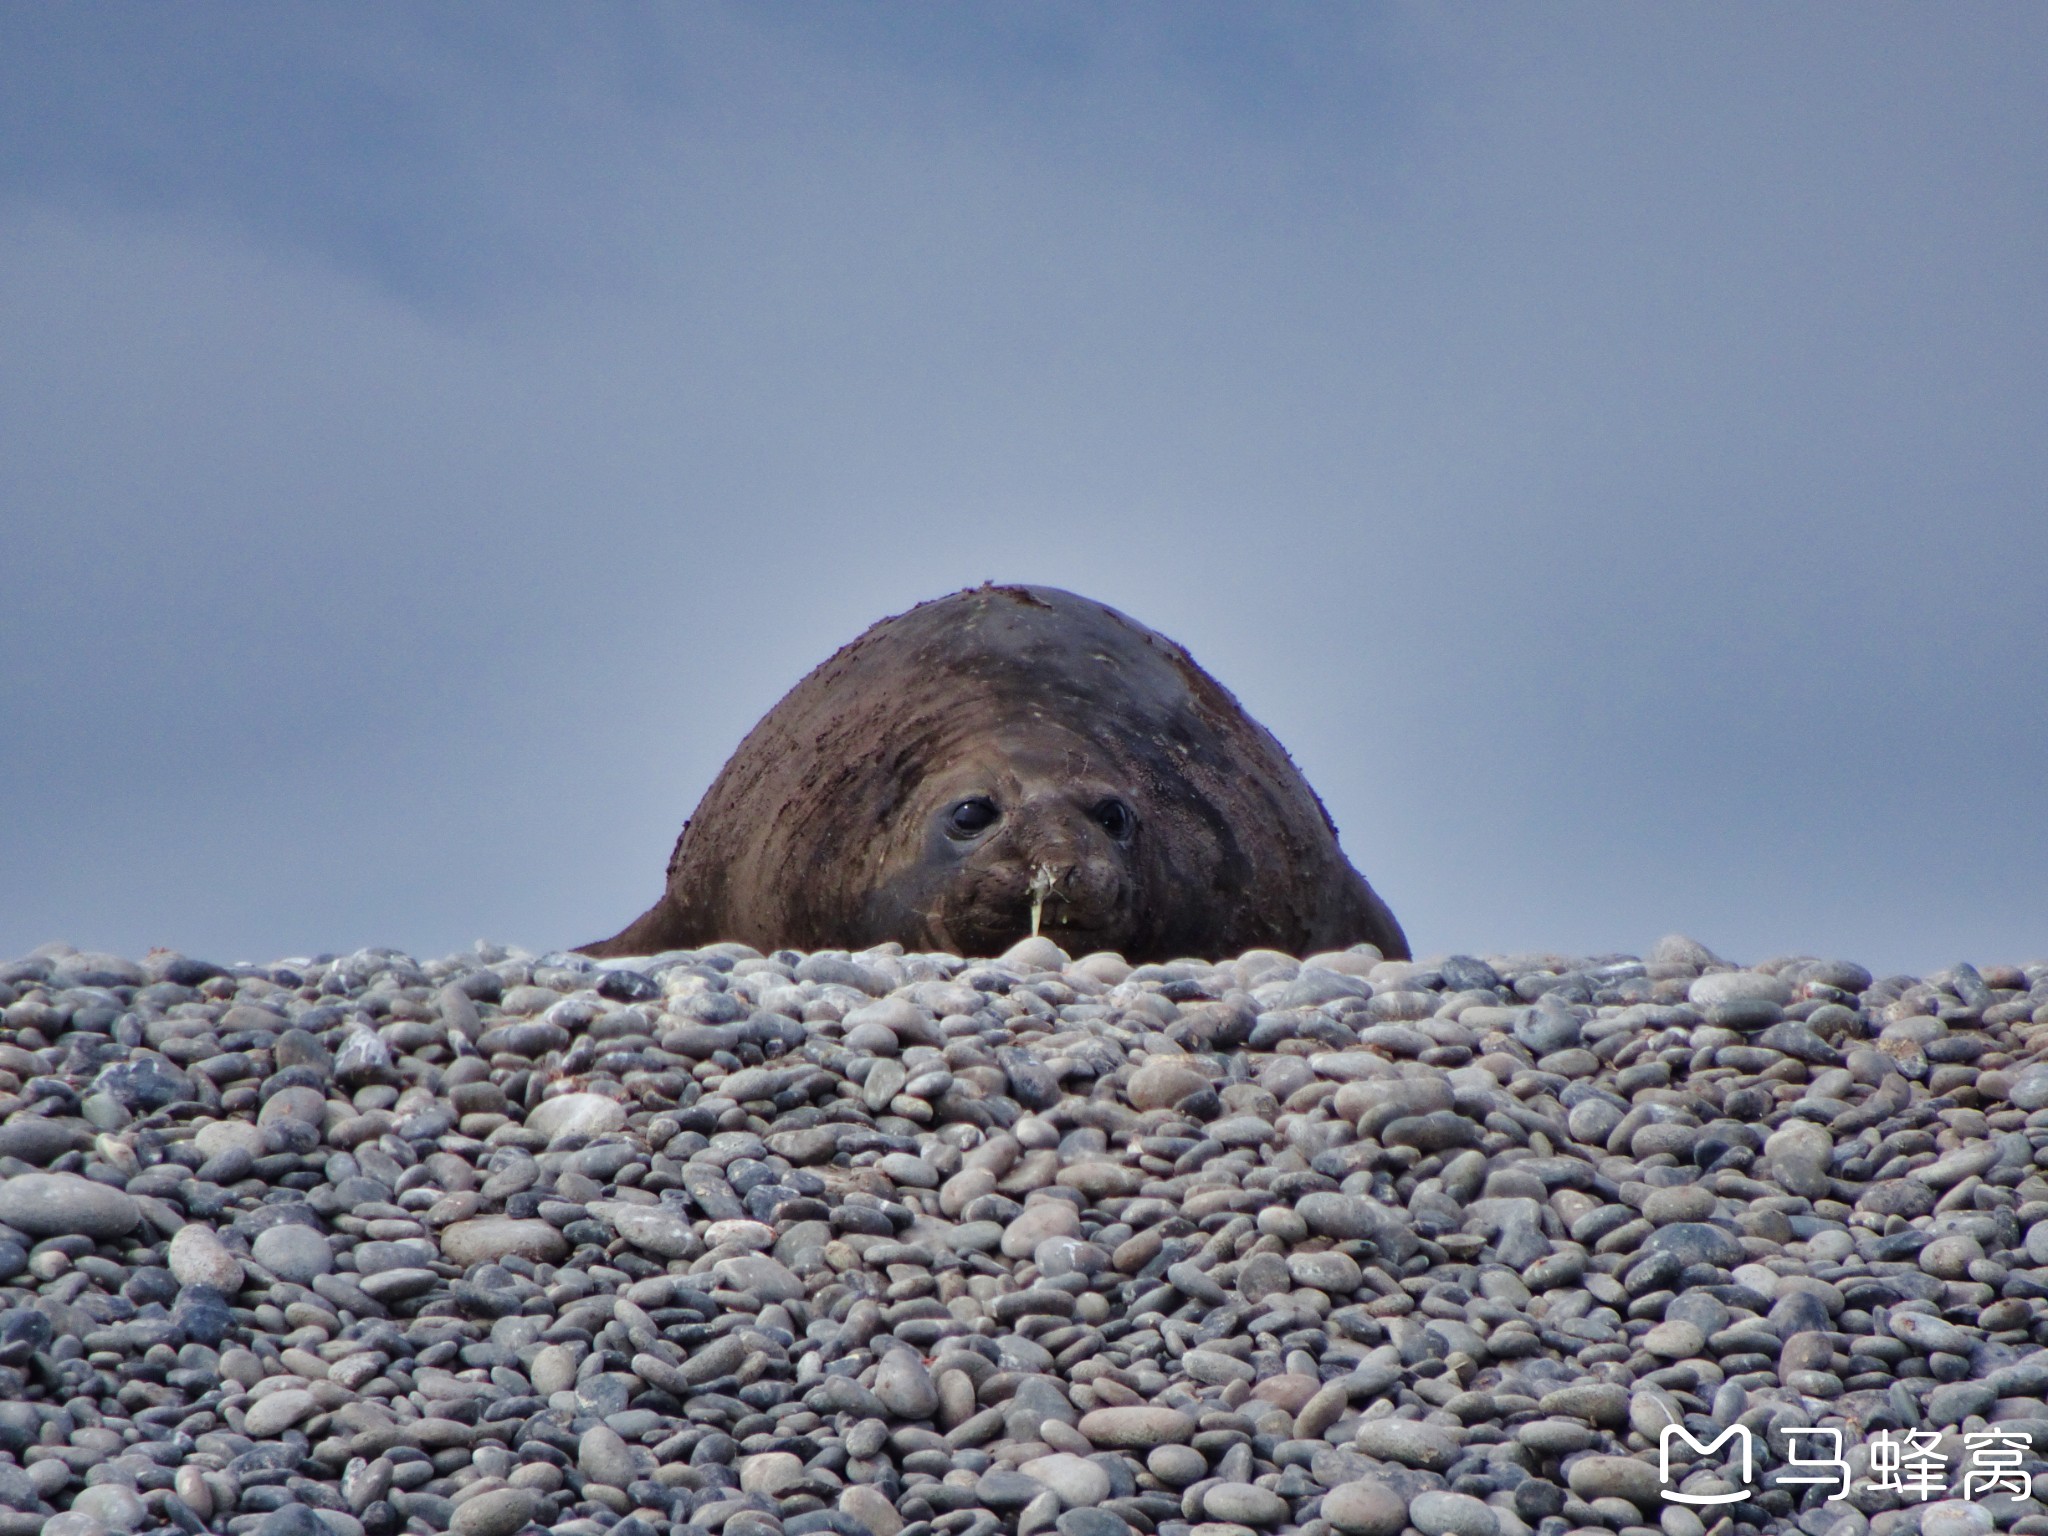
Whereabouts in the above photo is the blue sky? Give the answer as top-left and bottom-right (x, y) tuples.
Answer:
(3, 5), (2043, 974)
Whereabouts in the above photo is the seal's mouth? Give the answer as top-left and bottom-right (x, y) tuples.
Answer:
(931, 852), (1124, 956)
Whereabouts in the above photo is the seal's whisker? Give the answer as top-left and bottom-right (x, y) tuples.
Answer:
(1027, 862), (1059, 937)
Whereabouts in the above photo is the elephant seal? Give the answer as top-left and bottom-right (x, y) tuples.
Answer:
(581, 584), (1407, 963)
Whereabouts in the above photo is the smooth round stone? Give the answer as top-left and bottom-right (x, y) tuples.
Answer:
(528, 1343), (579, 1397)
(243, 1387), (319, 1437)
(1920, 1501), (1995, 1536)
(1287, 1250), (1363, 1292)
(526, 1092), (627, 1142)
(1058, 1160), (1145, 1198)
(173, 1465), (214, 1519)
(1002, 936), (1068, 971)
(1353, 1419), (1461, 1470)
(844, 1023), (900, 1054)
(0, 1119), (84, 1165)
(1919, 1234), (1984, 1280)
(42, 1516), (113, 1536)
(251, 1223), (332, 1283)
(1639, 1186), (1716, 1224)
(1568, 1099), (1625, 1143)
(1409, 1491), (1498, 1536)
(440, 1216), (569, 1268)
(1728, 1263), (1780, 1299)
(168, 1223), (244, 1292)
(1147, 1444), (1209, 1488)
(1888, 1309), (1970, 1354)
(1322, 1481), (1409, 1536)
(1640, 1223), (1743, 1269)
(1688, 972), (1792, 1008)
(1780, 1331), (1834, 1374)
(1859, 1180), (1937, 1218)
(977, 1469), (1045, 1512)
(1925, 1381), (1996, 1426)
(172, 1284), (233, 1346)
(2008, 1065), (2048, 1111)
(0, 1172), (139, 1240)
(1129, 1060), (1212, 1111)
(1918, 1143), (2000, 1187)
(703, 1218), (777, 1250)
(1250, 1372), (1322, 1413)
(257, 1086), (327, 1127)
(1078, 1406), (1196, 1448)
(1764, 1121), (1835, 1197)
(1202, 1483), (1289, 1526)
(358, 1266), (436, 1302)
(1538, 1382), (1629, 1427)
(1566, 1454), (1661, 1509)
(194, 1119), (267, 1159)
(873, 1349), (939, 1418)
(841, 1486), (905, 1536)
(1295, 1192), (1381, 1240)
(740, 1452), (805, 1496)
(1184, 1348), (1256, 1386)
(74, 1092), (124, 1134)
(1643, 1320), (1705, 1359)
(450, 1487), (539, 1536)
(251, 1508), (330, 1536)
(1256, 1205), (1309, 1243)
(580, 1424), (638, 1487)
(878, 1153), (939, 1188)
(594, 1202), (696, 1260)
(1021, 1452), (1111, 1506)
(1058, 1512), (1135, 1536)
(1517, 1417), (1597, 1455)
(1001, 1201), (1081, 1259)
(69, 1484), (147, 1532)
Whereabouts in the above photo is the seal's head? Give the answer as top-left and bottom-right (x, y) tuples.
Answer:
(582, 583), (1407, 963)
(863, 733), (1144, 956)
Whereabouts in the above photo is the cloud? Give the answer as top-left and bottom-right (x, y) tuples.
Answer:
(1, 6), (2043, 971)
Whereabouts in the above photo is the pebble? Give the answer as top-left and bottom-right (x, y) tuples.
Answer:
(1202, 1482), (1290, 1525)
(526, 1090), (627, 1142)
(1079, 1406), (1196, 1447)
(1409, 1491), (1499, 1536)
(0, 934), (2040, 1536)
(167, 1220), (244, 1290)
(439, 1214), (569, 1266)
(250, 1220), (333, 1282)
(1920, 1502), (1996, 1536)
(0, 1171), (138, 1239)
(1020, 1452), (1110, 1505)
(242, 1386), (318, 1436)
(1323, 1481), (1410, 1536)
(452, 1487), (541, 1536)
(1353, 1418), (1460, 1470)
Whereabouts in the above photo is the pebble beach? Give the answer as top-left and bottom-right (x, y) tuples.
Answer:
(3, 934), (2046, 1536)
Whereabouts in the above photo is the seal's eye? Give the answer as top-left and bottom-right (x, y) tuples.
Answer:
(1091, 799), (1134, 841)
(946, 798), (1000, 838)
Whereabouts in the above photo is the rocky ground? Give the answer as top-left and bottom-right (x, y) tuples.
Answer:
(2, 936), (2046, 1536)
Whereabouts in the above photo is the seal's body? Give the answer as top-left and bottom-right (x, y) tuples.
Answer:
(582, 584), (1407, 963)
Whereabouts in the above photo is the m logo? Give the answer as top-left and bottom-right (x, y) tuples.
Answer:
(1659, 1424), (1754, 1505)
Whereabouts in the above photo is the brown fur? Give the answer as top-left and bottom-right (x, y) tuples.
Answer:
(581, 584), (1407, 963)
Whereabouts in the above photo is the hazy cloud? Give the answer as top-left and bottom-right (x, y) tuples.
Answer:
(3, 5), (2043, 972)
